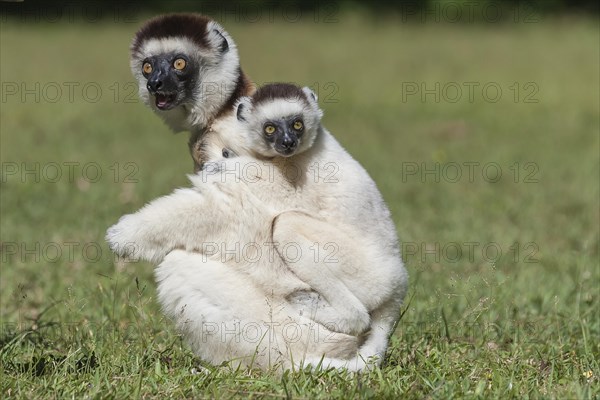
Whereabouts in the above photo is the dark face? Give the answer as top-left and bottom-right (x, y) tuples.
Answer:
(263, 116), (305, 156)
(141, 52), (198, 110)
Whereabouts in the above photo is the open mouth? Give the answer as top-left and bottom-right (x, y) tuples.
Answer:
(276, 147), (297, 157)
(154, 93), (177, 110)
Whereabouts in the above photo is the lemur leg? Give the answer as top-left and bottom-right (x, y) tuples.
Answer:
(353, 296), (403, 367)
(272, 211), (371, 336)
(157, 249), (363, 371)
(156, 250), (276, 369)
(300, 290), (405, 372)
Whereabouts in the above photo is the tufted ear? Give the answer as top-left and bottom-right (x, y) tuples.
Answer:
(302, 86), (318, 104)
(206, 22), (230, 53)
(302, 86), (324, 120)
(214, 30), (229, 52)
(235, 96), (252, 121)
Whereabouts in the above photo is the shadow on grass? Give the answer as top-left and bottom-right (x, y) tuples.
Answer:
(0, 302), (99, 377)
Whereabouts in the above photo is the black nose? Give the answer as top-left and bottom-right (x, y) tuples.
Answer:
(147, 77), (162, 93)
(281, 137), (297, 149)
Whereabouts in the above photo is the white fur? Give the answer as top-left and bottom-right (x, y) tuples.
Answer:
(107, 156), (363, 369)
(155, 250), (360, 370)
(107, 94), (408, 371)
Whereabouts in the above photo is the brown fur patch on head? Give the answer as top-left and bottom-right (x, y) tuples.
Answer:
(252, 83), (310, 107)
(190, 134), (207, 173)
(214, 68), (256, 120)
(131, 13), (213, 56)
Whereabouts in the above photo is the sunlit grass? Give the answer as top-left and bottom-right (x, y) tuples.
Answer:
(1, 11), (598, 398)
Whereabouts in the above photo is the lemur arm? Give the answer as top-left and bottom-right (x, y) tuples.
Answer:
(106, 185), (232, 264)
(106, 161), (246, 263)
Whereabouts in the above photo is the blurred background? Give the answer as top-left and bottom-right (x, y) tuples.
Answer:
(1, 0), (598, 397)
(3, 0), (599, 16)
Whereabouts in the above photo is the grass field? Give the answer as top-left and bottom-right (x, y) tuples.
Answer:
(1, 8), (599, 399)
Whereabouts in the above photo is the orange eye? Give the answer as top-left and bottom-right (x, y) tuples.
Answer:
(173, 58), (186, 70)
(264, 125), (276, 135)
(142, 62), (152, 74)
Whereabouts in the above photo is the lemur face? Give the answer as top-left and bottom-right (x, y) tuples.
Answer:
(261, 114), (306, 156)
(130, 14), (238, 114)
(140, 51), (199, 110)
(236, 83), (323, 158)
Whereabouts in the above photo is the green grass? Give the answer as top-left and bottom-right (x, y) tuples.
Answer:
(1, 11), (599, 399)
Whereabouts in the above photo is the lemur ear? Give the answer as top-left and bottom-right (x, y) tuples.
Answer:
(302, 86), (324, 119)
(206, 22), (229, 53)
(236, 97), (252, 121)
(213, 30), (229, 52)
(302, 87), (318, 103)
